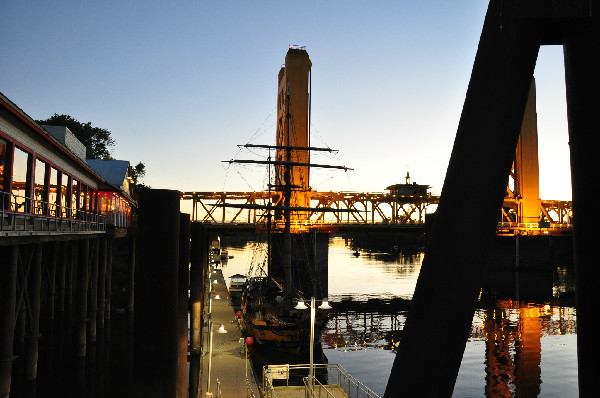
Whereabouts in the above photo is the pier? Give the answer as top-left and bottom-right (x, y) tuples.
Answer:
(199, 266), (260, 398)
(1, 1), (598, 397)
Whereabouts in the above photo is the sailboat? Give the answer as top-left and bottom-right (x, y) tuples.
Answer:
(221, 77), (353, 349)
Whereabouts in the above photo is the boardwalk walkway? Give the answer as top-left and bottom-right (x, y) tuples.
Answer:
(199, 266), (260, 398)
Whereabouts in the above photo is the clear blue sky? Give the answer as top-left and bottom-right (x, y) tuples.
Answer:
(1, 0), (572, 203)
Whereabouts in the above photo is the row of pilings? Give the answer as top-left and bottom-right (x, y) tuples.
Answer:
(1, 190), (212, 397)
(132, 189), (211, 397)
(0, 234), (132, 397)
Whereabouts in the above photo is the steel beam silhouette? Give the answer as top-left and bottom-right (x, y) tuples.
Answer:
(384, 1), (598, 397)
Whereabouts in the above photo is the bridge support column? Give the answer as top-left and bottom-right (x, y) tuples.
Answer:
(0, 245), (18, 398)
(384, 1), (541, 397)
(134, 189), (180, 397)
(563, 20), (600, 396)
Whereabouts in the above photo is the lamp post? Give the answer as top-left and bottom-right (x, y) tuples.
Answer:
(295, 297), (331, 388)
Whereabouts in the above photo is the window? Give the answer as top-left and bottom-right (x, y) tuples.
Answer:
(33, 159), (46, 215)
(49, 167), (59, 216)
(12, 147), (29, 212)
(72, 180), (78, 218)
(61, 175), (69, 218)
(0, 139), (7, 192)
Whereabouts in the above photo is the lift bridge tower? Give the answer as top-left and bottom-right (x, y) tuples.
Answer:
(275, 46), (312, 223)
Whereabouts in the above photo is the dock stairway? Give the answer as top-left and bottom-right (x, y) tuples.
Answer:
(261, 363), (380, 398)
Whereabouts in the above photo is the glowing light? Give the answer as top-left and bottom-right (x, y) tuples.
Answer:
(294, 300), (308, 310)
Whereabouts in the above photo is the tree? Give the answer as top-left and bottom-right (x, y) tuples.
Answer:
(130, 162), (146, 184)
(37, 113), (115, 159)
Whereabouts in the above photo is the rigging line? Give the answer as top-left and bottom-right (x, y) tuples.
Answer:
(245, 105), (277, 145)
(234, 166), (257, 191)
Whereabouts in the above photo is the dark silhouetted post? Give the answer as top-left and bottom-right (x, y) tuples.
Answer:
(563, 20), (600, 397)
(134, 189), (180, 397)
(24, 243), (43, 380)
(0, 245), (18, 398)
(127, 235), (136, 313)
(178, 213), (191, 398)
(76, 238), (89, 358)
(384, 1), (540, 396)
(189, 223), (208, 354)
(97, 238), (107, 329)
(88, 239), (99, 342)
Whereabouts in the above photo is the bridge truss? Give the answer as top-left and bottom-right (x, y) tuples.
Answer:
(180, 191), (572, 235)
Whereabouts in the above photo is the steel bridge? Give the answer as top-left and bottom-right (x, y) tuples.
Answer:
(180, 191), (572, 235)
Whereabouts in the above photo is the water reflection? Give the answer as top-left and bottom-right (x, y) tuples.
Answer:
(217, 236), (578, 397)
(323, 236), (578, 398)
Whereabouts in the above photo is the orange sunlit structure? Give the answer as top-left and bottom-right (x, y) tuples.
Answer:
(275, 46), (312, 227)
(500, 78), (572, 234)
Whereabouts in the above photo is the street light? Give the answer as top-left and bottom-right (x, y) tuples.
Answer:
(295, 297), (331, 389)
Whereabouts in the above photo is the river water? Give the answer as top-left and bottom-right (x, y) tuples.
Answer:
(220, 235), (578, 398)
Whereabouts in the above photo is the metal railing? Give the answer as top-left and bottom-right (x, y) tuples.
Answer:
(1, 191), (107, 233)
(262, 363), (380, 398)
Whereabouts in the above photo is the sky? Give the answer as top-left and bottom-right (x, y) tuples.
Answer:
(1, 1), (573, 208)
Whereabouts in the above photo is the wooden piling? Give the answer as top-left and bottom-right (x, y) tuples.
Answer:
(88, 239), (99, 342)
(76, 239), (89, 357)
(105, 238), (113, 322)
(57, 241), (68, 314)
(24, 243), (42, 380)
(47, 242), (58, 321)
(97, 238), (107, 329)
(134, 189), (180, 397)
(189, 223), (208, 354)
(0, 245), (18, 398)
(178, 213), (191, 398)
(127, 235), (136, 313)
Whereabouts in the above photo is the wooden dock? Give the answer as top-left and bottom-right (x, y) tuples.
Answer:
(199, 267), (260, 398)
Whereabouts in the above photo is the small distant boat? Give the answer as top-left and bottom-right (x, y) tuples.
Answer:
(229, 274), (246, 295)
(229, 273), (246, 308)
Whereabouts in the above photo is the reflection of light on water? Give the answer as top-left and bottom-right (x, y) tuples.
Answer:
(223, 236), (578, 397)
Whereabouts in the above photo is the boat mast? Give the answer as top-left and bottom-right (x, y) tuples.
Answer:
(267, 149), (272, 277)
(284, 80), (293, 304)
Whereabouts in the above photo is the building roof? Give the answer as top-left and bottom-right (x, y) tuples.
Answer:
(86, 159), (130, 187)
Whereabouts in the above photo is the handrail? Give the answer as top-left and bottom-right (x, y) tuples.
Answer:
(303, 376), (337, 398)
(1, 190), (108, 232)
(263, 363), (381, 398)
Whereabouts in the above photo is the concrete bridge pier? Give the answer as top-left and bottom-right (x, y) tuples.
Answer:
(384, 1), (541, 397)
(384, 2), (598, 398)
(563, 20), (600, 395)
